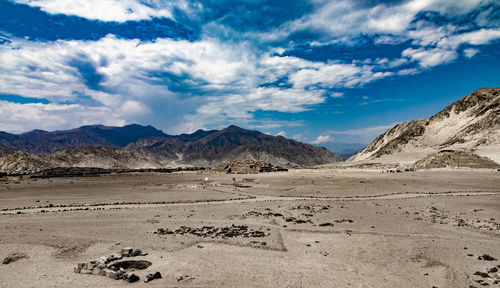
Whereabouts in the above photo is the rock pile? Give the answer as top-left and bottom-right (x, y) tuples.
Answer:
(74, 247), (159, 284)
(414, 151), (500, 169)
(211, 159), (288, 174)
(246, 211), (283, 218)
(155, 224), (268, 239)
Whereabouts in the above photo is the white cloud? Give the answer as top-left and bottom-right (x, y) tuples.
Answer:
(463, 48), (480, 58)
(450, 28), (500, 46)
(120, 101), (149, 115)
(2, 0), (499, 133)
(330, 92), (344, 98)
(0, 101), (125, 133)
(312, 134), (332, 144)
(359, 98), (405, 106)
(13, 0), (182, 22)
(402, 47), (458, 67)
(280, 0), (485, 43)
(397, 68), (418, 76)
(328, 124), (397, 136)
(276, 131), (286, 137)
(255, 0), (494, 73)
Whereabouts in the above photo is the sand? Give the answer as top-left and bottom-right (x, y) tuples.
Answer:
(0, 169), (499, 287)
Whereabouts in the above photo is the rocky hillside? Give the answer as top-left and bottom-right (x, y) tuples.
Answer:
(128, 125), (343, 167)
(350, 88), (500, 164)
(0, 145), (159, 174)
(0, 125), (342, 174)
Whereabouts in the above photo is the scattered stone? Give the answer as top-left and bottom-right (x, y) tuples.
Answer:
(155, 225), (268, 239)
(334, 219), (354, 223)
(211, 159), (288, 174)
(177, 275), (183, 281)
(319, 223), (334, 227)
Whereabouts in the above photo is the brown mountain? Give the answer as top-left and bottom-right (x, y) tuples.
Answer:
(129, 125), (342, 167)
(0, 125), (342, 174)
(350, 87), (500, 165)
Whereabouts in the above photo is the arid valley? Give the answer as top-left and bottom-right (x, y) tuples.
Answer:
(1, 168), (499, 287)
(1, 1), (500, 287)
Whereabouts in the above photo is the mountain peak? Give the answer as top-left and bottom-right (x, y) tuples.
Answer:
(351, 87), (500, 164)
(223, 125), (245, 131)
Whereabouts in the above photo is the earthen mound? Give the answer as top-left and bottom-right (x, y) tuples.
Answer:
(414, 151), (499, 169)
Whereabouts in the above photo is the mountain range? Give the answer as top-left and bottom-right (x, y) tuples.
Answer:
(1, 87), (498, 174)
(0, 125), (342, 174)
(351, 87), (500, 165)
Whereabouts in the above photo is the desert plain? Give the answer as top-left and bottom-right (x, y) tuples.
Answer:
(0, 168), (499, 288)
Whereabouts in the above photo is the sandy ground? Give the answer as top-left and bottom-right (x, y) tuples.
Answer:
(0, 169), (499, 287)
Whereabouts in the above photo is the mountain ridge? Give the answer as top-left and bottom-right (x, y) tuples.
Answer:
(350, 87), (500, 164)
(0, 125), (342, 174)
(0, 124), (168, 153)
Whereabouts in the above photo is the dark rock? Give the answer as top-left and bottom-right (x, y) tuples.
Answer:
(125, 273), (140, 283)
(144, 272), (162, 283)
(488, 267), (498, 273)
(474, 271), (489, 278)
(478, 254), (497, 261)
(130, 249), (141, 257)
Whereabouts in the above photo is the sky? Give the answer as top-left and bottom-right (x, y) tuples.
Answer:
(0, 0), (499, 145)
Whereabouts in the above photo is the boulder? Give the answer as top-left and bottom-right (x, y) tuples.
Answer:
(92, 268), (101, 275)
(125, 273), (140, 283)
(144, 272), (162, 283)
(121, 247), (133, 256)
(130, 249), (141, 257)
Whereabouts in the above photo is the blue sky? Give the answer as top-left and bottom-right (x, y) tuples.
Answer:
(0, 0), (499, 145)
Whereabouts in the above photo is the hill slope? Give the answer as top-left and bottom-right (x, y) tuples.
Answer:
(350, 88), (500, 164)
(0, 146), (159, 174)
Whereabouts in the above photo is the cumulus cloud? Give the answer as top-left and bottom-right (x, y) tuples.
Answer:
(402, 47), (458, 67)
(120, 101), (149, 115)
(2, 31), (410, 133)
(0, 101), (125, 133)
(311, 134), (332, 144)
(2, 0), (500, 135)
(13, 0), (181, 22)
(276, 131), (286, 137)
